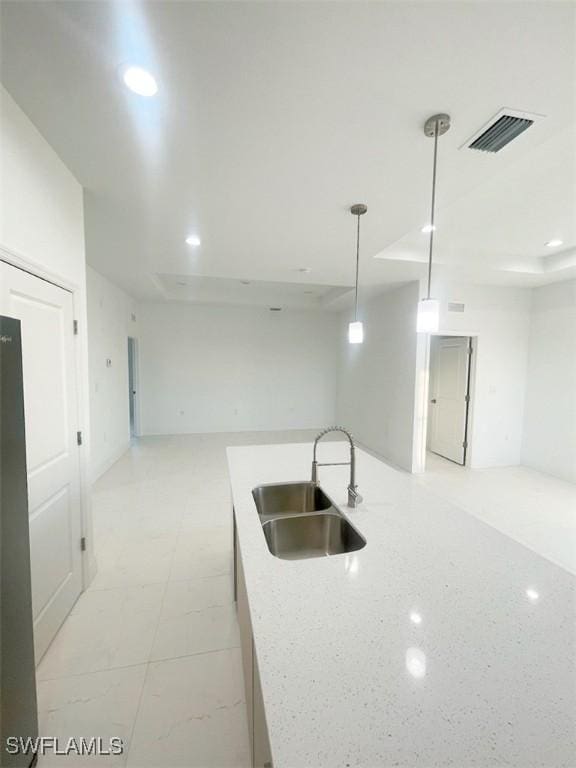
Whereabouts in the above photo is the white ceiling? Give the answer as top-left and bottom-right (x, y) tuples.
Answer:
(155, 273), (350, 309)
(1, 1), (575, 307)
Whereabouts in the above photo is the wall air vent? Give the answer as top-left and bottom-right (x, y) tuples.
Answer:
(463, 109), (544, 153)
(448, 302), (465, 313)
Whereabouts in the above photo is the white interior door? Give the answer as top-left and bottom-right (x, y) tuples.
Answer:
(428, 336), (471, 465)
(0, 261), (83, 661)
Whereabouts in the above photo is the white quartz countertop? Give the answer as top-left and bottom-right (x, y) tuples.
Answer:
(227, 442), (576, 768)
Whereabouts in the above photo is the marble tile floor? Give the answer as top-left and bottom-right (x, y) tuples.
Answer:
(417, 451), (576, 575)
(36, 429), (329, 767)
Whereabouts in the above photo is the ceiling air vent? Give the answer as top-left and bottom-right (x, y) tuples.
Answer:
(463, 109), (544, 153)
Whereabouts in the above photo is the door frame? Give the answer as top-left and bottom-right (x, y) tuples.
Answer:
(127, 335), (141, 438)
(0, 244), (93, 590)
(413, 330), (478, 473)
(427, 335), (474, 466)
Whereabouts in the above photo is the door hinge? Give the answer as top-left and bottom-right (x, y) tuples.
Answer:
(73, 319), (78, 335)
(465, 394), (470, 403)
(80, 536), (86, 552)
(77, 430), (82, 446)
(467, 345), (473, 356)
(462, 440), (468, 448)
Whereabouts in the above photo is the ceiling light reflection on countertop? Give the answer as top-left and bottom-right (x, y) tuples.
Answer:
(185, 234), (201, 247)
(410, 612), (423, 625)
(345, 555), (359, 575)
(526, 588), (540, 602)
(122, 66), (158, 97)
(545, 239), (563, 248)
(406, 647), (427, 679)
(421, 224), (436, 233)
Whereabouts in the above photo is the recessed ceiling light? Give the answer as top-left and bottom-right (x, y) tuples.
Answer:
(421, 224), (436, 234)
(409, 612), (423, 625)
(122, 66), (158, 97)
(185, 234), (201, 247)
(545, 239), (563, 248)
(526, 588), (539, 602)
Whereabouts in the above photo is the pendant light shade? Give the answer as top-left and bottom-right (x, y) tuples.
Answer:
(349, 203), (367, 345)
(418, 113), (450, 333)
(348, 320), (364, 344)
(416, 298), (440, 333)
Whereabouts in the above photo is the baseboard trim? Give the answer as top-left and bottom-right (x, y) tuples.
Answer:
(91, 441), (131, 483)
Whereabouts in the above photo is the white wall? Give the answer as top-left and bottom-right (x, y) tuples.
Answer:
(139, 302), (339, 435)
(422, 282), (532, 470)
(0, 86), (95, 582)
(336, 282), (422, 472)
(0, 88), (85, 284)
(522, 280), (576, 483)
(87, 267), (138, 481)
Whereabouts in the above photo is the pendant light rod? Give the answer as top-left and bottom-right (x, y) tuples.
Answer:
(426, 122), (439, 300)
(423, 113), (450, 300)
(350, 203), (367, 321)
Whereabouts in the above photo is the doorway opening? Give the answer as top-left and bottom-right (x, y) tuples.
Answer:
(127, 336), (139, 438)
(426, 335), (474, 468)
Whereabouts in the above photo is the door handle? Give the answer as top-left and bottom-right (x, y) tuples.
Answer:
(430, 398), (437, 404)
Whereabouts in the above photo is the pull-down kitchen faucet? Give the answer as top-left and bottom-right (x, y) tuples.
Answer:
(311, 426), (362, 508)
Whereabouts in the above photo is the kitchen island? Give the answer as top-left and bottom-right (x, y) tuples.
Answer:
(227, 441), (575, 768)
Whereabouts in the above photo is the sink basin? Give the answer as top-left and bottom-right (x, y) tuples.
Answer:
(262, 512), (366, 560)
(252, 481), (332, 519)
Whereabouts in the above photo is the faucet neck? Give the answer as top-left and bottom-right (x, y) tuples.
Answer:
(313, 425), (355, 461)
(312, 426), (357, 496)
(311, 460), (318, 484)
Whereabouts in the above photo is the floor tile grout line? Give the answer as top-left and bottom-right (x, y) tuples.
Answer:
(145, 522), (180, 659)
(86, 574), (235, 593)
(148, 642), (242, 668)
(124, 661), (151, 767)
(86, 581), (170, 592)
(36, 659), (150, 684)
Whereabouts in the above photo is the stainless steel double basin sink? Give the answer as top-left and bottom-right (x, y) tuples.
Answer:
(252, 482), (366, 560)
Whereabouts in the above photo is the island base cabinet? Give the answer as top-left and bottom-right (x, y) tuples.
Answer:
(235, 519), (272, 768)
(253, 653), (272, 767)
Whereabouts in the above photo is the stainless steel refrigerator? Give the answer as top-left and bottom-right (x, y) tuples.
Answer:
(0, 315), (39, 768)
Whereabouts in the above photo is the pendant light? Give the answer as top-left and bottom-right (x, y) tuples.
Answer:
(417, 113), (450, 333)
(348, 203), (367, 344)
